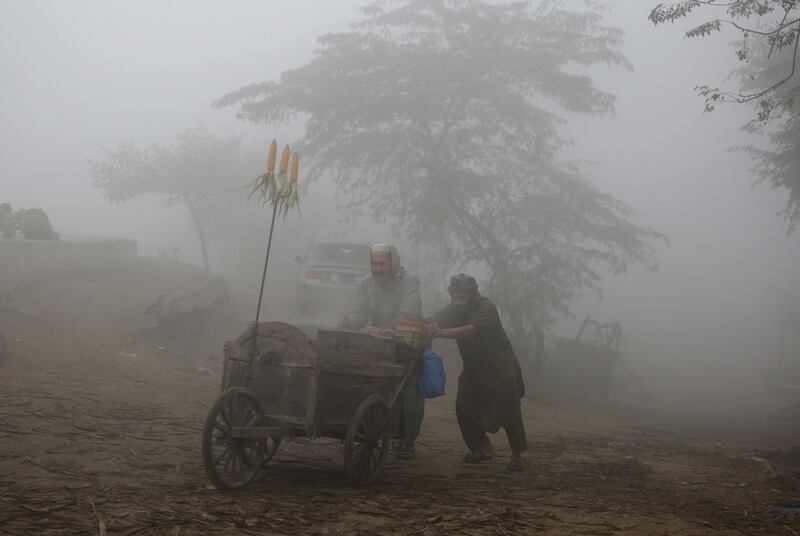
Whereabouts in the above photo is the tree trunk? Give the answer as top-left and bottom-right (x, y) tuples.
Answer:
(533, 324), (545, 375)
(188, 203), (211, 273)
(425, 145), (540, 383)
(503, 290), (533, 367)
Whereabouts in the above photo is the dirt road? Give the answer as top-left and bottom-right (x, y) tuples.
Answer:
(1, 260), (800, 535)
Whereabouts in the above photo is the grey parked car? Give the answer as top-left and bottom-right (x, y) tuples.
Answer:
(295, 242), (371, 316)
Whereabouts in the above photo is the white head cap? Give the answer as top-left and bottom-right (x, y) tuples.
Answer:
(371, 243), (400, 277)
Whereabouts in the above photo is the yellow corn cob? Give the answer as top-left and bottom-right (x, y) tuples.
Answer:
(279, 145), (290, 174)
(290, 153), (299, 183)
(266, 139), (277, 173)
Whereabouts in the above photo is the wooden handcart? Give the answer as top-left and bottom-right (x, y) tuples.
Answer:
(201, 322), (421, 489)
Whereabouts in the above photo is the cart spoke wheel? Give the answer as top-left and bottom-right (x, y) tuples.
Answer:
(344, 395), (390, 485)
(202, 387), (279, 490)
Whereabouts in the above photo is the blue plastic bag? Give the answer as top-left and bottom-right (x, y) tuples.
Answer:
(416, 348), (446, 398)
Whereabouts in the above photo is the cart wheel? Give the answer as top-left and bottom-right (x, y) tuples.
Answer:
(343, 395), (391, 485)
(202, 387), (277, 490)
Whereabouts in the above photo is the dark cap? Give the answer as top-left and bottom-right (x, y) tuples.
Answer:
(448, 273), (478, 294)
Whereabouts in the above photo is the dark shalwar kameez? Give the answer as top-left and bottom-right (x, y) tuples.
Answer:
(434, 296), (527, 453)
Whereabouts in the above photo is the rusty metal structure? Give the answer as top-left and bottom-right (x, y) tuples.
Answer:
(549, 315), (622, 399)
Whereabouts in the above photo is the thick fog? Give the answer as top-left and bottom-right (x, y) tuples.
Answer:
(3, 0), (799, 408)
(1, 0), (356, 252)
(560, 4), (800, 408)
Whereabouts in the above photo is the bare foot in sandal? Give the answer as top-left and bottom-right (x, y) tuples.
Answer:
(463, 451), (494, 464)
(504, 455), (530, 473)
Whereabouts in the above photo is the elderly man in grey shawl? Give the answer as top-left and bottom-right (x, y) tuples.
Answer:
(342, 243), (425, 460)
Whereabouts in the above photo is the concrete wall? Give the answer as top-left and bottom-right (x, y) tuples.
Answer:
(0, 236), (137, 295)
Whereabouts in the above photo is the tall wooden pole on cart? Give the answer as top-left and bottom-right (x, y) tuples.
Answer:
(247, 143), (300, 374)
(253, 195), (283, 332)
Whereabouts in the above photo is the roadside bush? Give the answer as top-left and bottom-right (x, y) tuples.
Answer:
(1, 208), (59, 240)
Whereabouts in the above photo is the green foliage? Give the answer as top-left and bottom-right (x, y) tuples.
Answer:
(744, 105), (800, 231)
(685, 20), (722, 38)
(1, 208), (59, 240)
(90, 126), (259, 271)
(217, 0), (664, 346)
(650, 0), (800, 231)
(91, 126), (245, 206)
(649, 1), (798, 108)
(650, 0), (789, 27)
(648, 1), (701, 25)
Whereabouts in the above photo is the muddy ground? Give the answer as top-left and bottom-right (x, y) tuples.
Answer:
(2, 259), (800, 535)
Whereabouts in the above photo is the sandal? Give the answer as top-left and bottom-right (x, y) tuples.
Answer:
(463, 452), (494, 464)
(503, 458), (530, 473)
(396, 445), (416, 460)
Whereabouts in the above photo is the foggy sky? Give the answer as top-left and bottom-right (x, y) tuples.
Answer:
(2, 0), (799, 392)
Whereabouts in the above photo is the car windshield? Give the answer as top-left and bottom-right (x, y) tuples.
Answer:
(308, 243), (370, 265)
